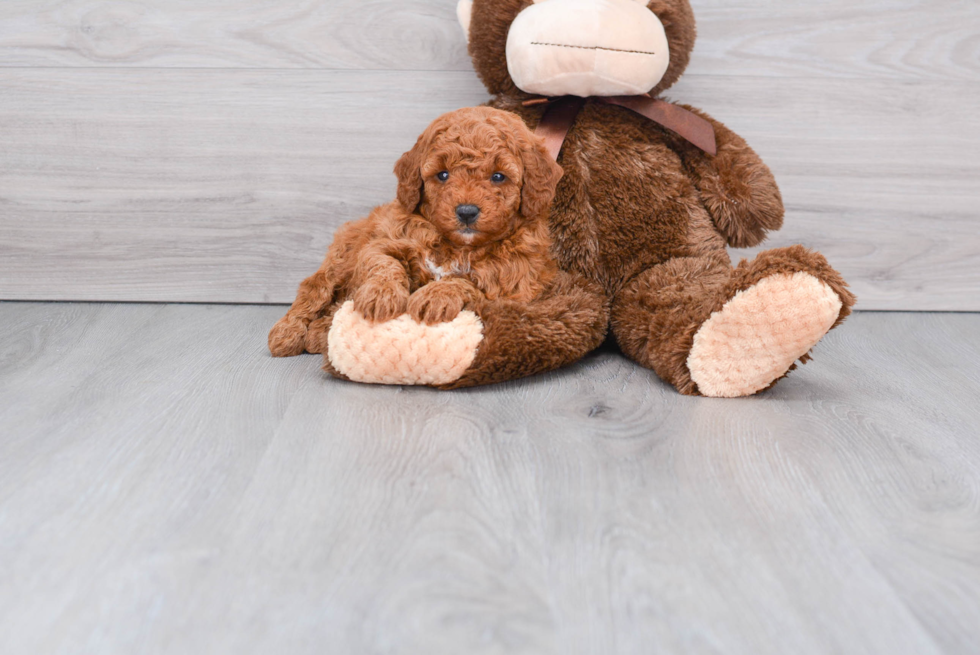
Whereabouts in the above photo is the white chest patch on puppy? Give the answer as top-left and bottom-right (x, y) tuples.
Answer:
(425, 258), (448, 280)
(425, 257), (471, 281)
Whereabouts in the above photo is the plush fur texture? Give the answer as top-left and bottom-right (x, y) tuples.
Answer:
(269, 107), (562, 357)
(327, 301), (485, 386)
(274, 0), (855, 396)
(445, 0), (853, 395)
(687, 271), (843, 397)
(610, 245), (854, 395)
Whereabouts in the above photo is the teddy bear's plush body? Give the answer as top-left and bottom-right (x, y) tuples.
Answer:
(273, 0), (854, 397)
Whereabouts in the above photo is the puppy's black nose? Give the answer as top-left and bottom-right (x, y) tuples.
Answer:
(455, 204), (480, 226)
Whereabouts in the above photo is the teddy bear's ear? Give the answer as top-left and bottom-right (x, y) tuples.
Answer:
(456, 0), (473, 42)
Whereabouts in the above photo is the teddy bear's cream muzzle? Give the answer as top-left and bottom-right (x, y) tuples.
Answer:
(503, 0), (671, 98)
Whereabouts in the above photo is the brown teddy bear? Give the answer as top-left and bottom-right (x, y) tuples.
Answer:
(272, 0), (855, 397)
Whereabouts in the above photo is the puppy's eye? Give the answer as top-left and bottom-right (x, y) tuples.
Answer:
(436, 171), (450, 182)
(491, 172), (507, 183)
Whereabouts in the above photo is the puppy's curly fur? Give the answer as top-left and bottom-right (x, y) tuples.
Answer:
(269, 107), (563, 356)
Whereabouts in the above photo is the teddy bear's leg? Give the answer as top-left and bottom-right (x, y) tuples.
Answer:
(611, 246), (855, 397)
(442, 271), (610, 389)
(323, 271), (610, 388)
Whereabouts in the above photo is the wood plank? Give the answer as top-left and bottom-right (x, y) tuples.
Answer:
(0, 69), (488, 303)
(0, 302), (978, 653)
(0, 0), (471, 71)
(0, 0), (975, 83)
(691, 0), (980, 82)
(1, 69), (977, 309)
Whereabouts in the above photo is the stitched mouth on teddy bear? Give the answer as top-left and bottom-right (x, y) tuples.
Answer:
(530, 42), (658, 57)
(505, 0), (672, 98)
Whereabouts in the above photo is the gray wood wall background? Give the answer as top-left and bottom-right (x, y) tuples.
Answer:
(0, 0), (977, 311)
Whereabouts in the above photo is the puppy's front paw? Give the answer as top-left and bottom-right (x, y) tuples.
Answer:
(352, 280), (409, 323)
(408, 284), (467, 325)
(269, 316), (308, 357)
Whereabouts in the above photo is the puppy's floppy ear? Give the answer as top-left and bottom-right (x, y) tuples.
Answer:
(396, 115), (452, 213)
(520, 137), (564, 221)
(394, 133), (428, 213)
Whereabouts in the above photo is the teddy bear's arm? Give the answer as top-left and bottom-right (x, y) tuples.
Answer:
(676, 105), (785, 249)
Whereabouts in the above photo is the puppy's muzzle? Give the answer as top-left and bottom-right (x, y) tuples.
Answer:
(455, 204), (481, 226)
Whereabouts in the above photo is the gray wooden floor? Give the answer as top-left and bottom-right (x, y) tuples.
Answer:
(1, 302), (978, 654)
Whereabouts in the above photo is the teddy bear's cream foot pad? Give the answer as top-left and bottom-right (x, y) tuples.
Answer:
(327, 301), (484, 386)
(687, 272), (843, 398)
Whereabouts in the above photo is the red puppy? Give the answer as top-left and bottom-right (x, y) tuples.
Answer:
(269, 106), (564, 357)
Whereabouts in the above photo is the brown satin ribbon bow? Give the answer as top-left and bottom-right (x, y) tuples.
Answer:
(530, 95), (717, 161)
